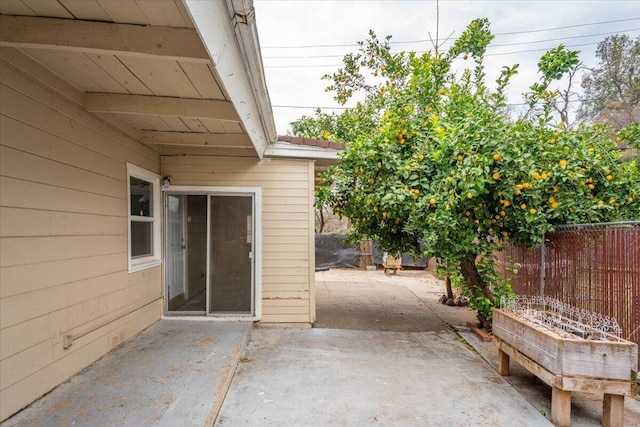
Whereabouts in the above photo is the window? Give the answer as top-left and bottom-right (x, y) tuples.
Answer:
(127, 163), (161, 272)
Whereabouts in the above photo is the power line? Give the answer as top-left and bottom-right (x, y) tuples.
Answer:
(266, 64), (342, 69)
(262, 17), (640, 49)
(263, 27), (639, 60)
(495, 17), (640, 36)
(273, 97), (592, 110)
(491, 28), (637, 48)
(273, 105), (348, 110)
(262, 35), (634, 68)
(487, 41), (599, 56)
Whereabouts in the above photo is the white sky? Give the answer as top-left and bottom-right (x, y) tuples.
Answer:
(253, 0), (640, 135)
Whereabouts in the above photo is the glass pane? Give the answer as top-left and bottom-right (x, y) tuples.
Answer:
(130, 177), (153, 217)
(131, 221), (152, 257)
(185, 196), (207, 311)
(209, 196), (253, 314)
(167, 195), (185, 303)
(167, 195), (207, 313)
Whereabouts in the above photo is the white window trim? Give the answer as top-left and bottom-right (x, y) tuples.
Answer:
(127, 163), (162, 273)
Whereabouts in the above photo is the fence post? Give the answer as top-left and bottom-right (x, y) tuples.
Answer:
(539, 236), (545, 297)
(359, 238), (374, 269)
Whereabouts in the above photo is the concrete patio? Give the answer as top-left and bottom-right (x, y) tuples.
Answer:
(2, 321), (252, 427)
(3, 268), (638, 426)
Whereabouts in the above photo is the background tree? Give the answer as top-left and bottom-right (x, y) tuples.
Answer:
(314, 186), (332, 233)
(547, 64), (582, 130)
(578, 34), (640, 130)
(294, 19), (640, 327)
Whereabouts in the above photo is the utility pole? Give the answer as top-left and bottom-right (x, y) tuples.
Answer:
(428, 0), (454, 54)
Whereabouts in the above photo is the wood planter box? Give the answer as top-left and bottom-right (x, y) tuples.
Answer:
(493, 309), (638, 427)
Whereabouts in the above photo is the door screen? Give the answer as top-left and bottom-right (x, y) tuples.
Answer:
(208, 195), (253, 314)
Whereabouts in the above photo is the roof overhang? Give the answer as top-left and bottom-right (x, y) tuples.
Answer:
(183, 0), (276, 157)
(265, 136), (345, 187)
(264, 141), (340, 164)
(0, 0), (276, 159)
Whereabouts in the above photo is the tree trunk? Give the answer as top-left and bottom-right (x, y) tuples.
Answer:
(459, 254), (490, 297)
(459, 254), (493, 328)
(445, 274), (454, 299)
(317, 209), (325, 233)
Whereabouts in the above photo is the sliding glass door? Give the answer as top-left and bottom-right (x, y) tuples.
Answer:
(165, 192), (255, 317)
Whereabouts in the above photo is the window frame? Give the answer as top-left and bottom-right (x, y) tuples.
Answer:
(127, 163), (162, 273)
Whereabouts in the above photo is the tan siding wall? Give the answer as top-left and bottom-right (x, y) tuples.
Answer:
(162, 155), (316, 323)
(0, 50), (162, 421)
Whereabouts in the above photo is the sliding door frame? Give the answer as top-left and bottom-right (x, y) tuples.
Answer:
(163, 186), (262, 320)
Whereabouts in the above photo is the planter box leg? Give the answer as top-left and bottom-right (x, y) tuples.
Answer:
(497, 348), (510, 376)
(551, 386), (571, 427)
(603, 394), (624, 427)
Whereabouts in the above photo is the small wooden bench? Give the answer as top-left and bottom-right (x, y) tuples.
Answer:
(383, 255), (401, 275)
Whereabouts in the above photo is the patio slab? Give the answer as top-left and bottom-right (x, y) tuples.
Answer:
(5, 268), (636, 426)
(2, 320), (251, 427)
(215, 327), (551, 426)
(314, 268), (476, 332)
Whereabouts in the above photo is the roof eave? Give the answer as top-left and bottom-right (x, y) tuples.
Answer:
(264, 142), (340, 164)
(183, 0), (276, 159)
(226, 0), (277, 144)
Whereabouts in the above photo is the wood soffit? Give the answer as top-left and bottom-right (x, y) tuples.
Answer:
(0, 15), (209, 62)
(0, 13), (249, 150)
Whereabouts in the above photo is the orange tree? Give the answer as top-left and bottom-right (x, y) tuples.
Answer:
(294, 19), (640, 326)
